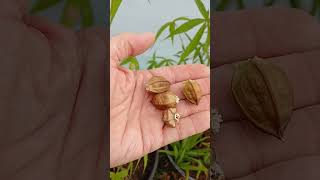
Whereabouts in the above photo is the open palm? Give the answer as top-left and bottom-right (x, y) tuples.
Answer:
(110, 33), (210, 167)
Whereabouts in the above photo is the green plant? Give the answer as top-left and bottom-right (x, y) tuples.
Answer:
(153, 0), (210, 66)
(30, 0), (94, 28)
(110, 0), (123, 25)
(160, 133), (210, 179)
(110, 155), (148, 180)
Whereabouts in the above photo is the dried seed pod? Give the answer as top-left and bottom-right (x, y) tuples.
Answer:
(151, 91), (179, 110)
(183, 80), (202, 105)
(232, 56), (293, 140)
(163, 108), (180, 128)
(146, 76), (170, 93)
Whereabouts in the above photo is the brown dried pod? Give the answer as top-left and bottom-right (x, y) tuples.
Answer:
(183, 80), (202, 105)
(146, 76), (170, 93)
(163, 108), (180, 128)
(232, 56), (293, 140)
(151, 91), (179, 110)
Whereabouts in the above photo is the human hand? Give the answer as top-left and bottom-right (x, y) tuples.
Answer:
(110, 33), (210, 167)
(0, 1), (107, 179)
(212, 8), (320, 179)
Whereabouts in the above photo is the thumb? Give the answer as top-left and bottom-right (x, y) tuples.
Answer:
(110, 32), (155, 66)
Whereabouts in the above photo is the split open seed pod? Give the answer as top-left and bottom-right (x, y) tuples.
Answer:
(231, 57), (293, 140)
(163, 108), (180, 128)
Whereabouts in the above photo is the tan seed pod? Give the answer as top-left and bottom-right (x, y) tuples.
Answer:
(151, 91), (179, 110)
(183, 80), (202, 105)
(163, 108), (180, 128)
(146, 76), (171, 93)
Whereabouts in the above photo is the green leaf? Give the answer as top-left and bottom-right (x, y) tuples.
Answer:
(79, 0), (94, 27)
(155, 22), (171, 41)
(30, 0), (62, 14)
(166, 18), (205, 39)
(195, 0), (209, 19)
(169, 22), (176, 44)
(178, 23), (206, 64)
(110, 0), (123, 24)
(120, 57), (132, 66)
(143, 155), (148, 173)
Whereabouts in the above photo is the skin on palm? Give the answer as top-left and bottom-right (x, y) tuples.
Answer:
(110, 33), (210, 167)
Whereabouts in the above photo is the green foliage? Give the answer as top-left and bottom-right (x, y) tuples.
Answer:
(30, 0), (94, 28)
(110, 0), (123, 25)
(110, 155), (149, 180)
(160, 133), (210, 179)
(153, 0), (210, 67)
(31, 0), (62, 13)
(120, 56), (140, 70)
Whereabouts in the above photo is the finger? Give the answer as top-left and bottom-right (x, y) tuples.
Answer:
(148, 64), (209, 84)
(213, 8), (320, 67)
(110, 32), (155, 65)
(170, 77), (210, 99)
(162, 111), (210, 146)
(177, 95), (210, 118)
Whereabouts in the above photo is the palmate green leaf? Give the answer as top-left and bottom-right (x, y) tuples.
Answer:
(195, 0), (209, 19)
(30, 0), (62, 14)
(165, 18), (205, 40)
(155, 17), (190, 41)
(178, 23), (206, 64)
(110, 0), (123, 24)
(155, 22), (170, 41)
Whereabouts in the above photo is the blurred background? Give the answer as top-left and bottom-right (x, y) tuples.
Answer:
(213, 0), (320, 20)
(29, 0), (106, 28)
(111, 0), (209, 69)
(111, 0), (210, 70)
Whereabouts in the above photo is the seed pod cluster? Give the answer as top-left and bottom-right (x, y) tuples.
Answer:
(146, 76), (203, 128)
